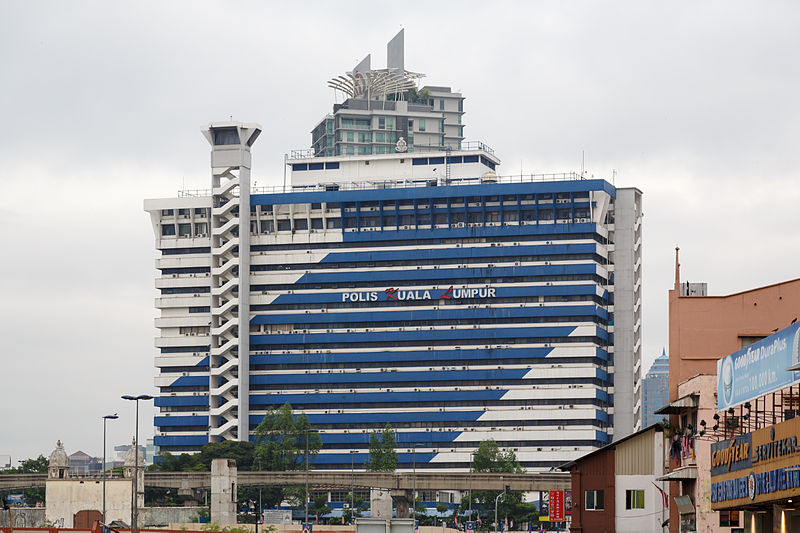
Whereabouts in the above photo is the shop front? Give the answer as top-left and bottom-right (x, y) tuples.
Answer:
(710, 417), (800, 532)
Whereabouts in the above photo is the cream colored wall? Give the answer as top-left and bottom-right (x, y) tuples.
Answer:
(46, 478), (133, 528)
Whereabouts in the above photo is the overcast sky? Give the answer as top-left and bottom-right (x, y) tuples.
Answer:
(2, 1), (799, 463)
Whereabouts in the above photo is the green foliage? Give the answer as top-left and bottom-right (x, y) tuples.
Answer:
(197, 441), (256, 471)
(407, 87), (432, 104)
(309, 494), (332, 520)
(365, 423), (398, 472)
(200, 521), (254, 532)
(0, 455), (48, 505)
(466, 439), (525, 526)
(254, 403), (321, 472)
(0, 455), (49, 473)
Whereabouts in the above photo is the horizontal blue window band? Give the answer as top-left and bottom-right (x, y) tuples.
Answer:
(249, 325), (607, 346)
(155, 395), (209, 407)
(245, 368), (529, 387)
(341, 224), (600, 243)
(251, 305), (607, 326)
(155, 416), (209, 426)
(317, 243), (598, 264)
(250, 389), (507, 406)
(293, 264), (598, 285)
(154, 435), (208, 446)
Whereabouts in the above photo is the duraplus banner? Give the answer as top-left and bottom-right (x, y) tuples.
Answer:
(717, 322), (800, 410)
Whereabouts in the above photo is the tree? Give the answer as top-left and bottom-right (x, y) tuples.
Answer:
(365, 423), (398, 472)
(467, 440), (524, 527)
(309, 494), (332, 522)
(0, 455), (49, 505)
(196, 441), (255, 471)
(254, 403), (321, 472)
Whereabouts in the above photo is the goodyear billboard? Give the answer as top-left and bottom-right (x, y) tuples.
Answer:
(717, 323), (800, 410)
(710, 417), (800, 509)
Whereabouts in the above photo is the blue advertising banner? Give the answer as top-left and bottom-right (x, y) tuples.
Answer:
(710, 434), (753, 477)
(717, 323), (800, 410)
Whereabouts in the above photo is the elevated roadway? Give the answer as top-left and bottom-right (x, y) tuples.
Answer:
(1, 471), (568, 492)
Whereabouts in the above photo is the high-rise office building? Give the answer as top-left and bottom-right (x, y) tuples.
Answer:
(641, 349), (668, 427)
(310, 30), (464, 158)
(144, 35), (642, 470)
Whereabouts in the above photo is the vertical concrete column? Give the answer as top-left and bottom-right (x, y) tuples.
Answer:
(391, 490), (411, 518)
(211, 459), (238, 524)
(370, 488), (392, 519)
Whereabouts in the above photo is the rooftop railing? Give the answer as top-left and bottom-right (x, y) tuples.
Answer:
(290, 140), (494, 159)
(178, 171), (588, 198)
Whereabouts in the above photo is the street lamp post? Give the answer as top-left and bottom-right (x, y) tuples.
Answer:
(304, 429), (319, 528)
(412, 443), (422, 521)
(468, 451), (476, 522)
(102, 414), (119, 524)
(122, 394), (153, 533)
(350, 450), (357, 519)
(494, 487), (506, 533)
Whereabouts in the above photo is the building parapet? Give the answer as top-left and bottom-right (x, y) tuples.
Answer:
(177, 171), (588, 198)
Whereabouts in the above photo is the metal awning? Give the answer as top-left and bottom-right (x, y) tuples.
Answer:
(655, 394), (699, 415)
(656, 466), (698, 481)
(674, 495), (696, 515)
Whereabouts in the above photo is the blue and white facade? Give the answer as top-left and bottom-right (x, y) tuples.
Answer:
(145, 123), (642, 471)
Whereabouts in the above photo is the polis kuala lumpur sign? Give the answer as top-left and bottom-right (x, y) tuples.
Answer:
(342, 286), (496, 302)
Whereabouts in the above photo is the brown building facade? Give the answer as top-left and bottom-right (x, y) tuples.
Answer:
(666, 249), (800, 533)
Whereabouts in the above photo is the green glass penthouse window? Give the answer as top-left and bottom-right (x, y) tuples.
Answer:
(355, 119), (370, 129)
(378, 117), (385, 129)
(347, 132), (354, 142)
(326, 137), (332, 147)
(346, 146), (354, 155)
(419, 119), (426, 132)
(326, 120), (333, 134)
(342, 118), (354, 128)
(376, 132), (385, 142)
(358, 132), (372, 143)
(439, 120), (444, 133)
(440, 99), (444, 110)
(386, 117), (394, 130)
(458, 100), (463, 112)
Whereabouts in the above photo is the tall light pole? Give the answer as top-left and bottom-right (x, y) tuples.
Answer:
(494, 487), (506, 533)
(468, 451), (476, 521)
(350, 450), (357, 518)
(304, 428), (319, 527)
(412, 443), (422, 521)
(102, 414), (119, 524)
(122, 394), (153, 533)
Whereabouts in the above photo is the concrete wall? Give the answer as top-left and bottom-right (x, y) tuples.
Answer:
(615, 474), (665, 533)
(0, 508), (46, 528)
(668, 276), (800, 403)
(46, 477), (134, 528)
(141, 507), (208, 527)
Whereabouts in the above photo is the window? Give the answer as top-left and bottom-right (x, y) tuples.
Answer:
(358, 132), (371, 143)
(719, 510), (740, 527)
(161, 209), (174, 216)
(310, 218), (323, 229)
(293, 218), (308, 230)
(347, 132), (354, 142)
(213, 127), (239, 145)
(260, 220), (274, 233)
(458, 100), (463, 112)
(439, 120), (444, 133)
(419, 119), (426, 132)
(439, 99), (444, 111)
(194, 223), (208, 235)
(346, 146), (354, 155)
(585, 490), (604, 510)
(625, 490), (644, 510)
(326, 219), (341, 229)
(386, 117), (393, 130)
(276, 220), (291, 231)
(342, 118), (353, 128)
(161, 224), (176, 236)
(379, 117), (385, 129)
(376, 132), (385, 142)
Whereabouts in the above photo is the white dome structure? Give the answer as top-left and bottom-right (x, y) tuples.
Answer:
(48, 440), (69, 478)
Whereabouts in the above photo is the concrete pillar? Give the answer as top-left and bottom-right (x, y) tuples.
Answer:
(370, 488), (392, 519)
(391, 490), (411, 518)
(211, 459), (237, 524)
